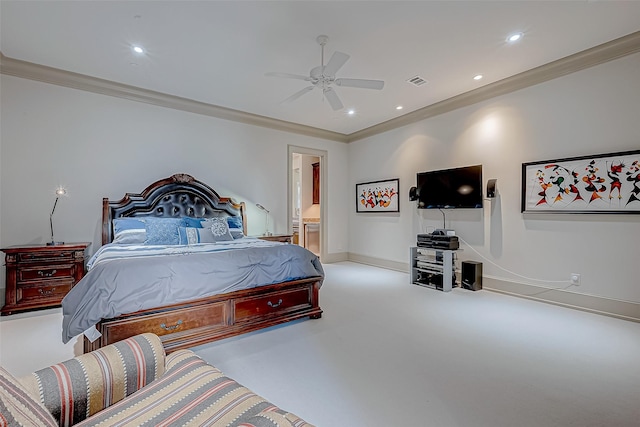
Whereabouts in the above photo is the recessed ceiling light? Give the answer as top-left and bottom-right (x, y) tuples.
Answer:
(473, 74), (483, 81)
(132, 45), (144, 54)
(507, 32), (523, 43)
(347, 109), (355, 115)
(396, 106), (403, 110)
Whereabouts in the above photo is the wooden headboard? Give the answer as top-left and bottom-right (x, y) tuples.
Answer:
(102, 173), (247, 245)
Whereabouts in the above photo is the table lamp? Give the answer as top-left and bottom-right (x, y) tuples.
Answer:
(47, 187), (67, 246)
(256, 203), (272, 236)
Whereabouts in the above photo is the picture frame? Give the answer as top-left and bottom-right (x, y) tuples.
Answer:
(521, 149), (640, 214)
(356, 178), (400, 213)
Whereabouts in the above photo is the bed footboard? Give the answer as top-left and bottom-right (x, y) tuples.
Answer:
(84, 277), (322, 353)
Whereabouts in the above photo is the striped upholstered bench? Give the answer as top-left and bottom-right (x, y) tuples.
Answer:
(1, 333), (312, 427)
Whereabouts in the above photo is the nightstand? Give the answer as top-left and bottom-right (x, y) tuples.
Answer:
(1, 242), (90, 315)
(257, 234), (293, 244)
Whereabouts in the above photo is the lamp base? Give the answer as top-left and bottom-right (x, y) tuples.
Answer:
(46, 241), (65, 246)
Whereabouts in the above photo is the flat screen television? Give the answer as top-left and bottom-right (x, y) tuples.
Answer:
(416, 165), (483, 209)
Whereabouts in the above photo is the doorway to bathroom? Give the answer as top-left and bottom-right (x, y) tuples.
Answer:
(288, 146), (326, 260)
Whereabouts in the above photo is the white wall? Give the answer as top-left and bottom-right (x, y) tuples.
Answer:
(2, 53), (639, 316)
(0, 75), (350, 290)
(348, 53), (640, 305)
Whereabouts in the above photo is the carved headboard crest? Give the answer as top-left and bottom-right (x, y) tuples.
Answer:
(102, 174), (247, 245)
(172, 173), (195, 183)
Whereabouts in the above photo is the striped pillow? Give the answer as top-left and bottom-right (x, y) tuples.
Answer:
(0, 366), (57, 427)
(112, 218), (147, 244)
(178, 226), (218, 244)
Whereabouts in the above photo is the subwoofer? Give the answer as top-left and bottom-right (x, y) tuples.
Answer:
(461, 261), (483, 291)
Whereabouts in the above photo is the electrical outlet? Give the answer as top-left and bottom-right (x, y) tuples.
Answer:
(570, 273), (581, 286)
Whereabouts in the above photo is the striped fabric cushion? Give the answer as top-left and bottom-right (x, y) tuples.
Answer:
(75, 350), (314, 427)
(0, 366), (58, 427)
(239, 410), (314, 427)
(19, 333), (165, 427)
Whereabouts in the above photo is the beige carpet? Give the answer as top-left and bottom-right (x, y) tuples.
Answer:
(2, 261), (639, 426)
(194, 262), (640, 427)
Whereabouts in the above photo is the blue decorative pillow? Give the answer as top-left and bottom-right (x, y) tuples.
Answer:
(182, 217), (205, 228)
(226, 216), (245, 239)
(144, 218), (184, 245)
(200, 218), (233, 241)
(113, 218), (146, 244)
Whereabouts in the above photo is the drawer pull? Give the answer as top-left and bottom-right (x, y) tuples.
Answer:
(37, 269), (57, 277)
(39, 288), (55, 296)
(267, 299), (283, 308)
(160, 320), (183, 331)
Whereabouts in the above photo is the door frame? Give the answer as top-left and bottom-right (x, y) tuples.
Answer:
(287, 145), (327, 261)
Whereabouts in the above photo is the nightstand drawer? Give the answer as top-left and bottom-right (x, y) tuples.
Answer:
(18, 282), (73, 302)
(18, 264), (74, 282)
(18, 250), (75, 263)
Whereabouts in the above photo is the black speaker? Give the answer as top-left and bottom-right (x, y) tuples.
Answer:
(486, 179), (497, 198)
(461, 261), (483, 291)
(409, 186), (418, 201)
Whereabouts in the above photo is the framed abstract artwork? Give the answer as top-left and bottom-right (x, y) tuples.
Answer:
(521, 149), (640, 214)
(356, 179), (400, 213)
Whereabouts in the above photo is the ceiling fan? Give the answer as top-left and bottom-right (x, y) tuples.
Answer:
(265, 35), (384, 111)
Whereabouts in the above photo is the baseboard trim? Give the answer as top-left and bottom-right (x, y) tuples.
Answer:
(322, 252), (349, 263)
(347, 253), (408, 273)
(483, 276), (640, 323)
(346, 254), (640, 323)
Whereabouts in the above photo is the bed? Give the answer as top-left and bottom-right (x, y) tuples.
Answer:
(61, 173), (323, 353)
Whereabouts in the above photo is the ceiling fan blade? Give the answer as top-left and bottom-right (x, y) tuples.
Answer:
(265, 72), (311, 81)
(323, 88), (343, 111)
(282, 86), (315, 104)
(322, 51), (350, 77)
(334, 78), (385, 90)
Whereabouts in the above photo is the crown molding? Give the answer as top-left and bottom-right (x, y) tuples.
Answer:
(0, 52), (348, 143)
(347, 30), (640, 142)
(2, 30), (639, 144)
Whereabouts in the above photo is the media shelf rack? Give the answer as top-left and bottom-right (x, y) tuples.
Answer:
(410, 247), (457, 292)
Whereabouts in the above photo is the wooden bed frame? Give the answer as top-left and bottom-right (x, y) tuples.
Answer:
(83, 173), (322, 353)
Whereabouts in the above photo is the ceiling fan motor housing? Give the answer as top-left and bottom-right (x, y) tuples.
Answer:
(316, 35), (329, 46)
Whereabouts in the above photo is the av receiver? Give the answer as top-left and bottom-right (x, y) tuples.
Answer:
(417, 233), (459, 250)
